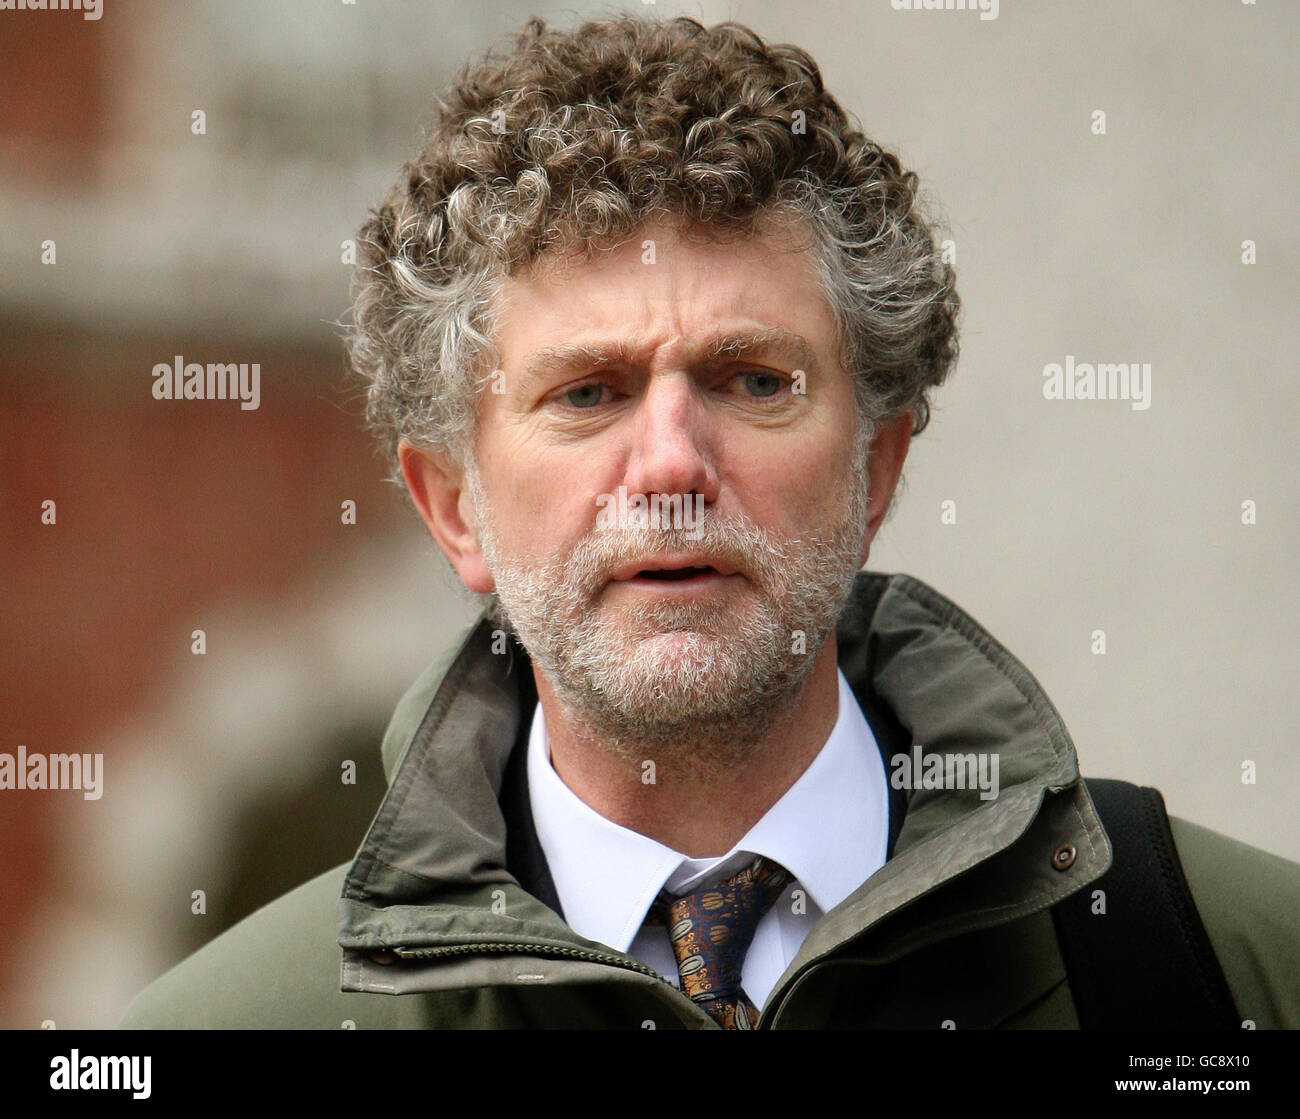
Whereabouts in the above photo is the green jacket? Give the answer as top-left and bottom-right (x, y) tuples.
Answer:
(120, 572), (1300, 1028)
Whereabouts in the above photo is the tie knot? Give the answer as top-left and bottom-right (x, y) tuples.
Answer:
(648, 855), (793, 1028)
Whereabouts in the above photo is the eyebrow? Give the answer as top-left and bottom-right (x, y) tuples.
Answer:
(517, 328), (819, 392)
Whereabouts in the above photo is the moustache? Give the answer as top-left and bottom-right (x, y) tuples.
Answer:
(565, 517), (787, 598)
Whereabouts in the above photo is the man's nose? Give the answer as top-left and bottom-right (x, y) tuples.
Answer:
(620, 372), (720, 505)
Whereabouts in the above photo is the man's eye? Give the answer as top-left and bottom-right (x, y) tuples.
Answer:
(562, 383), (607, 408)
(737, 371), (785, 398)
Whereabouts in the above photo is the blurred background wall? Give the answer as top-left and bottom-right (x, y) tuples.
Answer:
(1, 0), (1295, 1028)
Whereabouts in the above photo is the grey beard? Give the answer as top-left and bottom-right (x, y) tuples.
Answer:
(466, 448), (870, 773)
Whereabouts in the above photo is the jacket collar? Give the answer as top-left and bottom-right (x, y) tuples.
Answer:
(338, 571), (1111, 1011)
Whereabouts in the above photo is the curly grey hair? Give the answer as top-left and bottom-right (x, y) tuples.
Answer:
(345, 14), (960, 485)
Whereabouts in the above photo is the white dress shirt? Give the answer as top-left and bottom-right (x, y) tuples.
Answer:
(526, 668), (891, 1011)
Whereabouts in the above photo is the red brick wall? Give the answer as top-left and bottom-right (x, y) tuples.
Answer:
(0, 319), (405, 1010)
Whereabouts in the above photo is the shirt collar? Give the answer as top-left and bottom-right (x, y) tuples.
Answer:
(528, 668), (890, 953)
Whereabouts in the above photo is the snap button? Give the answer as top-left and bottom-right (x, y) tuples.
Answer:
(1051, 843), (1077, 871)
(370, 950), (396, 965)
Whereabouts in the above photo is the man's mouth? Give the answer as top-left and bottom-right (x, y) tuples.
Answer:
(634, 565), (715, 581)
(606, 556), (743, 592)
(609, 556), (739, 581)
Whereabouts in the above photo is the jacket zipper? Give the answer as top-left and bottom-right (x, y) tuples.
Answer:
(390, 942), (718, 1026)
(392, 941), (667, 981)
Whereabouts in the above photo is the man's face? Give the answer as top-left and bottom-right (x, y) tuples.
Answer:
(463, 216), (871, 762)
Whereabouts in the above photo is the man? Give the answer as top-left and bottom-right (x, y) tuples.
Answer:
(121, 14), (1299, 1030)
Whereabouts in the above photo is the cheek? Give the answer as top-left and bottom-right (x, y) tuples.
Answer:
(486, 480), (596, 563)
(755, 441), (849, 519)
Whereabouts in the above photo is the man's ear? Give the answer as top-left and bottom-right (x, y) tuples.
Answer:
(859, 411), (913, 565)
(398, 439), (495, 594)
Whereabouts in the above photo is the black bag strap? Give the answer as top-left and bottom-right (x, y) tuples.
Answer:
(1051, 778), (1241, 1029)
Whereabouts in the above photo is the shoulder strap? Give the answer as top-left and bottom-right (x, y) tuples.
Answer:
(1051, 778), (1240, 1029)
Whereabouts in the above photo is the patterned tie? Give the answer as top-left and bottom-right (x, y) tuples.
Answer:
(647, 855), (793, 1030)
